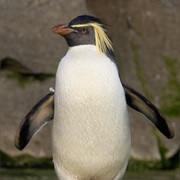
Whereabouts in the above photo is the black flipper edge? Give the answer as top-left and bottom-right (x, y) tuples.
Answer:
(122, 83), (174, 139)
(15, 91), (54, 150)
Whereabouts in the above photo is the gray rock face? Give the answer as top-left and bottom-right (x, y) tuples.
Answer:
(1, 0), (179, 160)
(0, 0), (88, 157)
(0, 0), (87, 73)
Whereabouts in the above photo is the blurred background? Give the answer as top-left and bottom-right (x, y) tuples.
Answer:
(0, 0), (180, 179)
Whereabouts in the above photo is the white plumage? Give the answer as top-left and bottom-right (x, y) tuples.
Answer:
(53, 45), (131, 180)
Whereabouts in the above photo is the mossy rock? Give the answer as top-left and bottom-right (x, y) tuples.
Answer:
(0, 150), (53, 169)
(160, 55), (180, 117)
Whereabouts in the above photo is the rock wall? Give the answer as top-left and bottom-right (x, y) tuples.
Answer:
(1, 0), (179, 160)
(1, 0), (88, 157)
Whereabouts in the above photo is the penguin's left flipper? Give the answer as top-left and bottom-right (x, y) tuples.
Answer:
(15, 91), (54, 150)
(122, 83), (174, 139)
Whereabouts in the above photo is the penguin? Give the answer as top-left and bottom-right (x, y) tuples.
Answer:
(15, 15), (174, 180)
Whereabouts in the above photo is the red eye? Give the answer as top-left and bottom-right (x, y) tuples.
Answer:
(81, 28), (87, 34)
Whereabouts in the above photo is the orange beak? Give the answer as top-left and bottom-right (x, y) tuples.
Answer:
(51, 24), (76, 35)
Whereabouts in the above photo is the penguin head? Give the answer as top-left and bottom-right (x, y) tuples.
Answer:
(51, 15), (113, 53)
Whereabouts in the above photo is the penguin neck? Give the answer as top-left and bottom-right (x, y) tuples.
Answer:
(68, 44), (97, 52)
(68, 44), (117, 63)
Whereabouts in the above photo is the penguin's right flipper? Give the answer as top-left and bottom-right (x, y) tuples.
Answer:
(15, 91), (54, 150)
(123, 83), (174, 139)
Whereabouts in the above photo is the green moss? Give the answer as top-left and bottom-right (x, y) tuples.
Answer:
(160, 55), (180, 117)
(130, 41), (152, 99)
(0, 168), (56, 179)
(0, 150), (53, 169)
(7, 72), (54, 88)
(1, 149), (179, 171)
(156, 132), (171, 169)
(6, 72), (36, 88)
(127, 158), (162, 171)
(1, 57), (54, 88)
(127, 153), (179, 171)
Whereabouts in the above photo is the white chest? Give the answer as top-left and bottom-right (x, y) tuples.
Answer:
(52, 45), (131, 179)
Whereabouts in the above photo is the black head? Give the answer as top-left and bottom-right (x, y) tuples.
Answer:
(51, 15), (113, 53)
(68, 15), (102, 26)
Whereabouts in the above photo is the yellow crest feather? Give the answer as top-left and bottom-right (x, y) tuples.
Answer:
(72, 23), (113, 53)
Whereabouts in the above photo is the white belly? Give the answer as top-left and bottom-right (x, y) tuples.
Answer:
(52, 45), (131, 180)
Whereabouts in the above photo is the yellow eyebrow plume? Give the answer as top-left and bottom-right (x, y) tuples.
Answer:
(72, 23), (113, 53)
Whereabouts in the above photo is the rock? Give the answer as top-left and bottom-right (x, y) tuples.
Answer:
(0, 0), (87, 73)
(0, 0), (88, 157)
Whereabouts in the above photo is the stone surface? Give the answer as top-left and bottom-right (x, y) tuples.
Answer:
(0, 0), (88, 157)
(0, 0), (179, 160)
(0, 0), (87, 73)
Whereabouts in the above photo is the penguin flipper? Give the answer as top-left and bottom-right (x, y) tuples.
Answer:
(15, 92), (54, 150)
(122, 83), (174, 139)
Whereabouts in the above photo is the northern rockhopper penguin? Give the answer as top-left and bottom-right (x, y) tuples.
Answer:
(15, 15), (174, 180)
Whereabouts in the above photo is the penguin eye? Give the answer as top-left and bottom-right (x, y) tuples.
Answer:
(81, 28), (88, 34)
